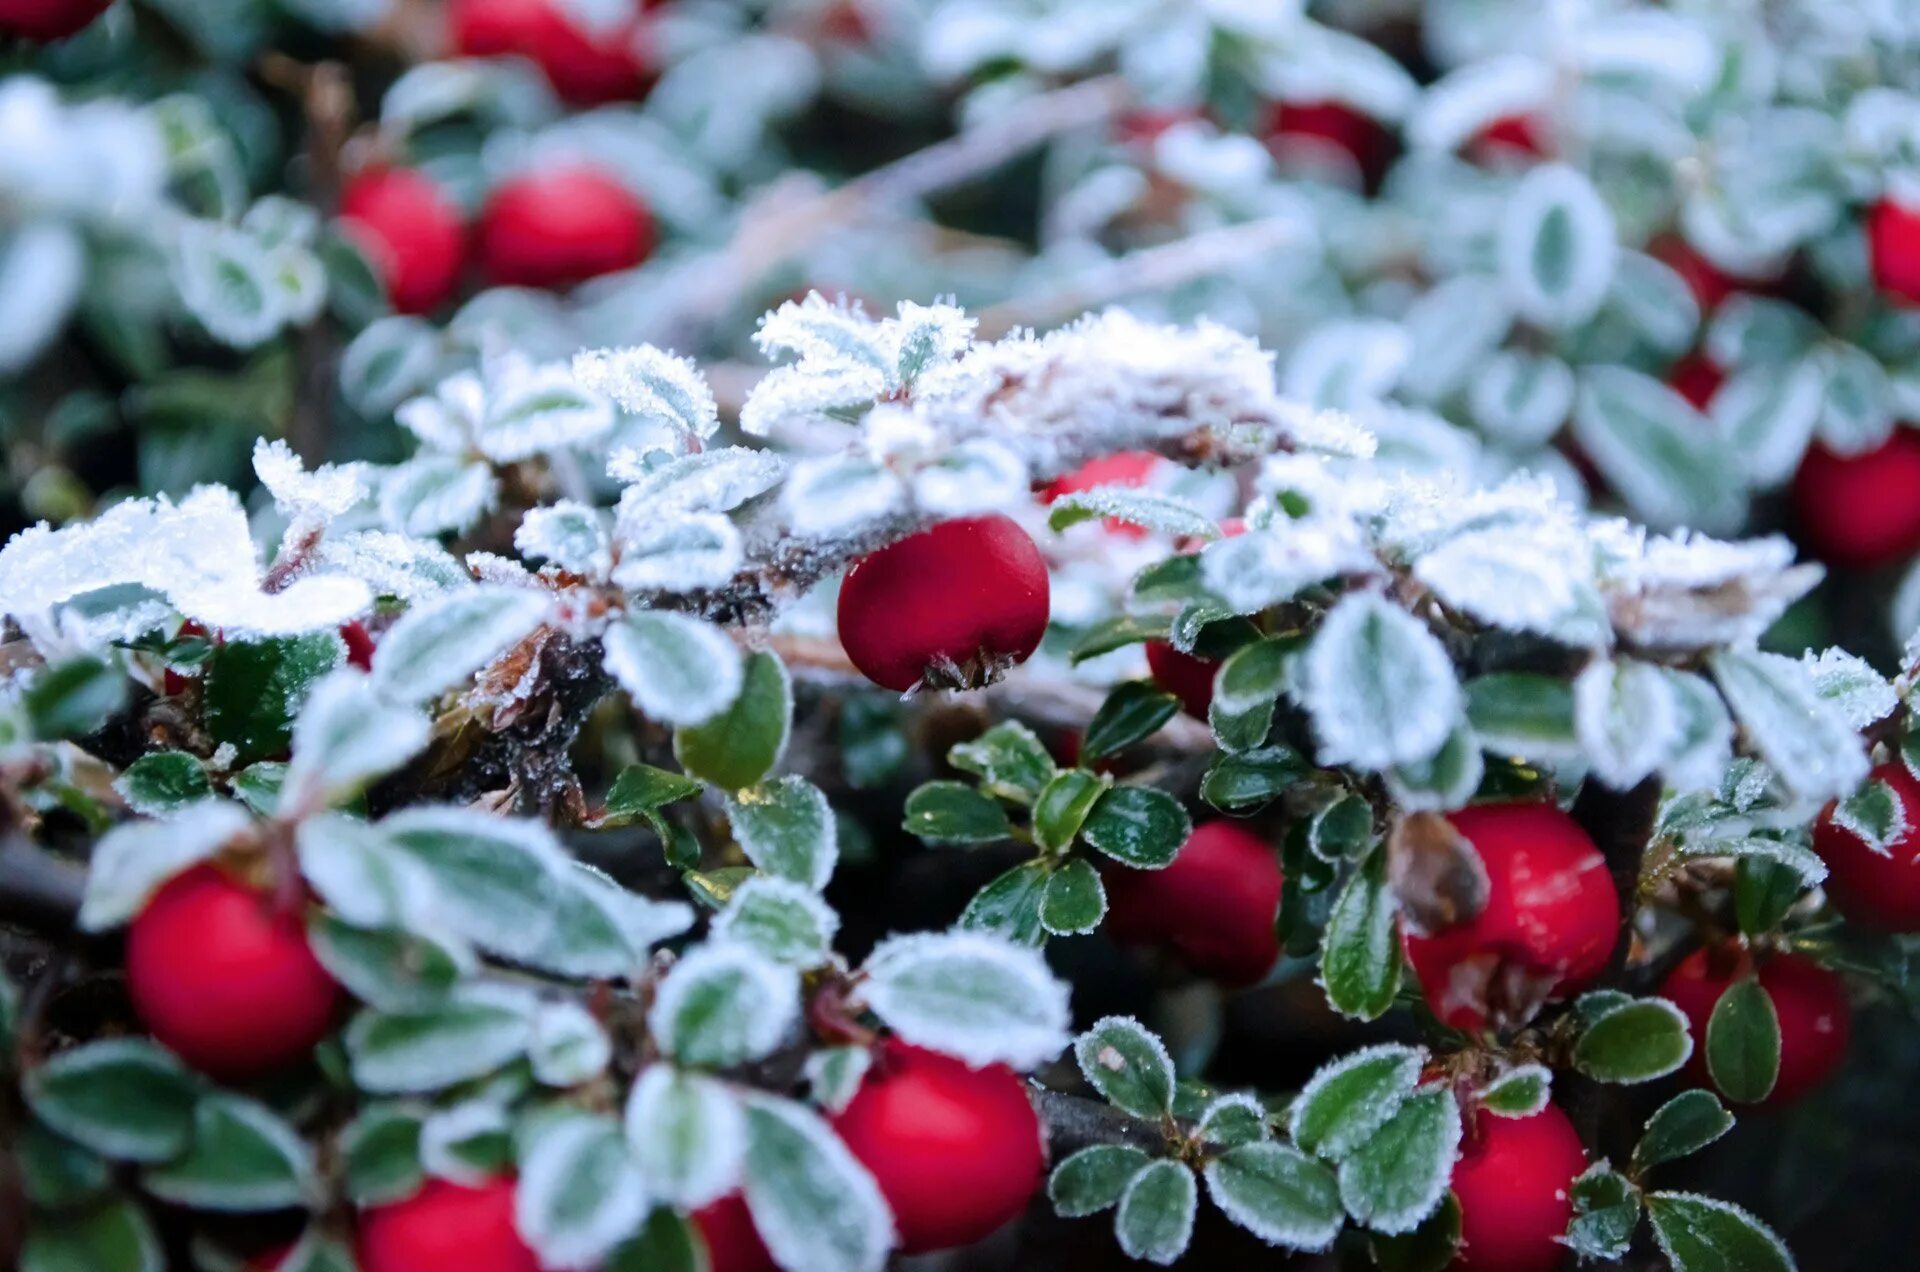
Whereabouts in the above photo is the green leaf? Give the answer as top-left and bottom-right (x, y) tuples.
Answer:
(1040, 859), (1107, 936)
(1309, 795), (1373, 862)
(1320, 850), (1402, 1021)
(340, 1103), (423, 1205)
(1208, 637), (1291, 754)
(1573, 998), (1693, 1084)
(960, 860), (1049, 945)
(343, 988), (533, 1094)
(1049, 1145), (1151, 1217)
(1080, 786), (1191, 869)
(1033, 769), (1109, 853)
(204, 634), (342, 764)
(838, 696), (908, 789)
(1069, 613), (1171, 664)
(1289, 1044), (1423, 1161)
(603, 765), (703, 824)
(25, 655), (126, 741)
(1371, 1192), (1461, 1272)
(517, 1112), (650, 1268)
(380, 807), (572, 965)
(649, 944), (797, 1068)
(675, 651), (792, 790)
(1706, 978), (1781, 1104)
(607, 1209), (701, 1272)
(1336, 1087), (1461, 1235)
(112, 751), (211, 815)
(1200, 746), (1307, 812)
(742, 1096), (894, 1272)
(24, 1040), (200, 1163)
(1573, 366), (1744, 533)
(949, 721), (1056, 804)
(17, 1122), (112, 1208)
(1083, 682), (1179, 761)
(372, 587), (549, 705)
(1074, 1016), (1176, 1118)
(20, 1195), (164, 1272)
(729, 777), (838, 890)
(625, 1067), (745, 1207)
(1203, 1142), (1343, 1251)
(1115, 1159), (1198, 1265)
(1049, 487), (1217, 538)
(1634, 1090), (1735, 1174)
(902, 781), (1011, 845)
(1565, 1163), (1641, 1261)
(1197, 1094), (1269, 1147)
(1478, 1064), (1551, 1118)
(714, 876), (838, 967)
(1646, 1192), (1794, 1272)
(861, 930), (1069, 1071)
(308, 914), (468, 1011)
(143, 1093), (316, 1211)
(1734, 856), (1805, 936)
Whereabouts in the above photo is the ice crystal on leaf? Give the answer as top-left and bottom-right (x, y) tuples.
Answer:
(253, 439), (367, 528)
(398, 355), (615, 464)
(571, 344), (719, 442)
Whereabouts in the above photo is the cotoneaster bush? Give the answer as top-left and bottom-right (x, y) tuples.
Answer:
(1, 3), (1918, 1272)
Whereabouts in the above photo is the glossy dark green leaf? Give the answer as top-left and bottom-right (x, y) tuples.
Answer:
(1083, 681), (1179, 760)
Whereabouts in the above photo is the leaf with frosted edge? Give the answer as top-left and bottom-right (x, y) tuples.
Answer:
(1385, 722), (1483, 814)
(284, 670), (431, 806)
(475, 359), (616, 463)
(912, 439), (1029, 515)
(308, 914), (469, 1011)
(24, 1040), (200, 1163)
(1565, 1163), (1641, 1261)
(1832, 780), (1906, 857)
(1198, 1093), (1269, 1147)
(174, 219), (284, 347)
(341, 1104), (423, 1205)
(379, 807), (569, 963)
(1080, 786), (1191, 869)
(1711, 360), (1824, 487)
(610, 513), (744, 592)
(112, 752), (210, 816)
(343, 985), (535, 1094)
(1709, 648), (1869, 805)
(1646, 1192), (1795, 1272)
(949, 721), (1056, 804)
(713, 876), (839, 967)
(1049, 1146), (1150, 1218)
(1202, 746), (1308, 812)
(371, 587), (547, 704)
(1288, 1044), (1423, 1160)
(1707, 978), (1780, 1104)
(1041, 859), (1107, 936)
(1478, 1064), (1551, 1118)
(1498, 165), (1617, 330)
(1634, 1090), (1735, 1173)
(78, 801), (251, 932)
(1469, 349), (1577, 448)
(1413, 524), (1597, 640)
(515, 1113), (649, 1270)
(1205, 1142), (1344, 1252)
(1116, 1159), (1198, 1265)
(675, 651), (791, 791)
(1398, 275), (1513, 405)
(1209, 637), (1290, 754)
(903, 780), (1011, 845)
(804, 1046), (872, 1114)
(626, 1066), (746, 1208)
(1336, 1086), (1461, 1235)
(339, 315), (438, 416)
(1573, 998), (1693, 1084)
(1573, 368), (1745, 533)
(296, 815), (427, 932)
(861, 930), (1070, 1070)
(19, 1194), (165, 1272)
(959, 861), (1048, 946)
(572, 345), (719, 440)
(515, 501), (612, 577)
(648, 942), (798, 1068)
(780, 455), (905, 537)
(1320, 851), (1402, 1022)
(419, 1101), (511, 1186)
(603, 610), (743, 728)
(380, 456), (498, 538)
(143, 1093), (316, 1212)
(611, 447), (786, 518)
(728, 777), (838, 890)
(1048, 487), (1217, 539)
(1574, 658), (1682, 790)
(1083, 682), (1179, 761)
(1801, 648), (1897, 730)
(742, 1095), (895, 1272)
(1301, 593), (1461, 772)
(528, 1000), (613, 1087)
(311, 530), (469, 604)
(1074, 1016), (1175, 1118)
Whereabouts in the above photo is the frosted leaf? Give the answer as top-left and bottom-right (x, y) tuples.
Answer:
(1049, 486), (1217, 539)
(1335, 1086), (1462, 1236)
(515, 1112), (649, 1269)
(728, 778), (839, 891)
(284, 670), (432, 808)
(1574, 367), (1745, 534)
(713, 875), (840, 967)
(625, 1066), (747, 1207)
(610, 514), (743, 593)
(416, 1101), (511, 1187)
(1574, 659), (1682, 790)
(740, 361), (888, 439)
(475, 357), (616, 462)
(1301, 593), (1462, 771)
(1271, 402), (1378, 459)
(528, 1000), (613, 1087)
(253, 439), (367, 525)
(602, 610), (743, 726)
(1469, 350), (1576, 448)
(1801, 648), (1897, 730)
(309, 532), (468, 603)
(1398, 275), (1514, 406)
(79, 801), (252, 931)
(1413, 523), (1598, 641)
(370, 587), (550, 704)
(611, 447), (786, 518)
(1833, 781), (1908, 858)
(1498, 165), (1618, 330)
(1408, 56), (1554, 152)
(742, 1094), (895, 1272)
(1661, 669), (1735, 795)
(1601, 531), (1822, 651)
(648, 941), (800, 1067)
(860, 929), (1071, 1070)
(173, 220), (285, 348)
(1202, 1142), (1343, 1253)
(1200, 519), (1372, 615)
(379, 457), (499, 538)
(1374, 472), (1566, 560)
(572, 344), (719, 441)
(912, 440), (1029, 515)
(397, 371), (484, 453)
(780, 456), (906, 538)
(891, 300), (977, 385)
(1283, 319), (1411, 412)
(1710, 649), (1869, 805)
(295, 814), (434, 931)
(466, 552), (536, 587)
(1288, 1043), (1424, 1160)
(515, 502), (612, 579)
(754, 294), (894, 378)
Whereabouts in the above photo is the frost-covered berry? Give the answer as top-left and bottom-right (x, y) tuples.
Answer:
(339, 167), (466, 316)
(1040, 449), (1163, 540)
(477, 166), (655, 291)
(1868, 196), (1920, 305)
(836, 515), (1050, 693)
(1103, 820), (1283, 987)
(449, 0), (652, 106)
(1792, 432), (1920, 569)
(1402, 802), (1618, 1031)
(1449, 1102), (1588, 1272)
(1660, 947), (1850, 1107)
(1145, 639), (1218, 720)
(1669, 352), (1724, 412)
(1814, 760), (1920, 930)
(830, 1039), (1046, 1254)
(0, 0), (110, 39)
(125, 864), (341, 1081)
(1265, 99), (1395, 183)
(692, 1194), (776, 1272)
(358, 1176), (538, 1272)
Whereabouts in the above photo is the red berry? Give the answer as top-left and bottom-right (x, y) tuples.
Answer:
(1402, 803), (1618, 1031)
(1660, 947), (1849, 1107)
(692, 1194), (776, 1272)
(449, 0), (653, 106)
(1266, 99), (1395, 184)
(1450, 1103), (1588, 1272)
(1102, 821), (1283, 987)
(125, 864), (341, 1081)
(358, 1176), (538, 1272)
(1040, 450), (1163, 540)
(1145, 640), (1217, 720)
(340, 620), (377, 672)
(339, 167), (467, 316)
(836, 515), (1050, 693)
(1815, 760), (1920, 931)
(1868, 196), (1920, 305)
(1792, 431), (1920, 569)
(1470, 114), (1550, 162)
(1669, 352), (1725, 412)
(0, 0), (110, 39)
(830, 1039), (1046, 1254)
(477, 166), (655, 291)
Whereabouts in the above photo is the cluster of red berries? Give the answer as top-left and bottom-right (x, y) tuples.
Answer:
(449, 0), (655, 106)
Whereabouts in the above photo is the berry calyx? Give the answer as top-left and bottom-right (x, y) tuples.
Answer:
(1814, 760), (1920, 931)
(692, 1194), (776, 1272)
(1867, 196), (1920, 305)
(449, 0), (653, 106)
(1669, 352), (1725, 412)
(829, 1039), (1046, 1254)
(339, 166), (467, 316)
(1040, 450), (1164, 540)
(1449, 1102), (1588, 1272)
(125, 864), (342, 1081)
(477, 166), (655, 291)
(1792, 431), (1920, 569)
(1402, 802), (1619, 1031)
(0, 0), (111, 40)
(836, 514), (1050, 693)
(1265, 99), (1395, 185)
(1660, 946), (1850, 1107)
(1145, 639), (1217, 720)
(1102, 820), (1284, 987)
(357, 1176), (538, 1272)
